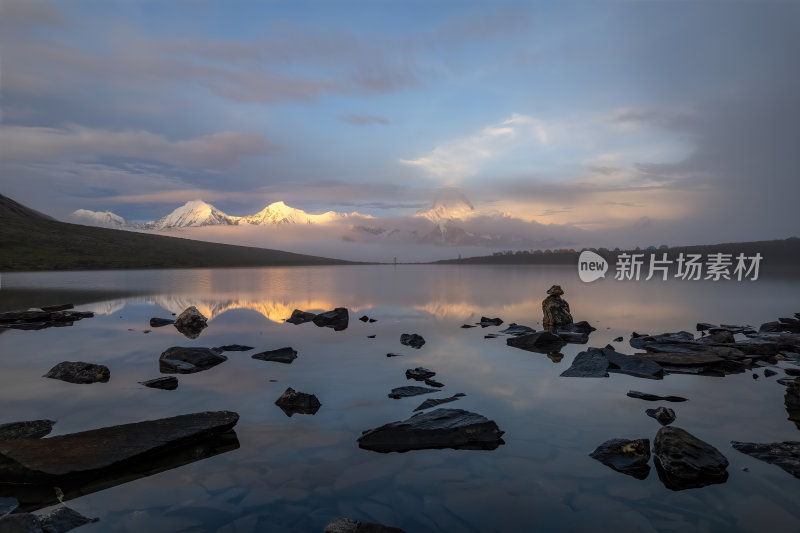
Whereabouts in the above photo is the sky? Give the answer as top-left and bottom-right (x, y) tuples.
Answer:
(1, 0), (799, 255)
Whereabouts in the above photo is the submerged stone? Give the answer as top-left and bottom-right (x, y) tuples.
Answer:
(159, 347), (227, 374)
(627, 391), (687, 402)
(0, 420), (56, 441)
(388, 386), (438, 399)
(413, 393), (466, 412)
(43, 362), (109, 384)
(506, 331), (566, 354)
(731, 441), (800, 479)
(251, 347), (297, 364)
(589, 438), (651, 479)
(357, 408), (504, 453)
(139, 377), (178, 390)
(560, 350), (609, 378)
(324, 516), (405, 533)
(149, 317), (174, 327)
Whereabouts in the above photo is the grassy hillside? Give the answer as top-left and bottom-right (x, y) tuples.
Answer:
(0, 194), (354, 271)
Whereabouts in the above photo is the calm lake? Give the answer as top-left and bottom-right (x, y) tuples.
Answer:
(1, 265), (800, 532)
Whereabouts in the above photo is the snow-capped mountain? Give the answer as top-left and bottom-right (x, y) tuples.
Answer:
(240, 201), (361, 225)
(415, 188), (476, 224)
(145, 200), (239, 230)
(70, 209), (142, 229)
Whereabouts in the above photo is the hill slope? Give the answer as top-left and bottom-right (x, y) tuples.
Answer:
(0, 194), (354, 271)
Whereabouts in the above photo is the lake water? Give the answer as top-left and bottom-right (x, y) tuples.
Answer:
(1, 265), (800, 533)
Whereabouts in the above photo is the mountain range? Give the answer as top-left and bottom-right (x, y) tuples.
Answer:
(69, 189), (556, 248)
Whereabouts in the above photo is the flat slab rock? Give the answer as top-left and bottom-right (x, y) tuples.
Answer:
(627, 390), (688, 402)
(43, 362), (109, 384)
(400, 333), (425, 348)
(603, 347), (664, 380)
(324, 516), (405, 533)
(499, 323), (536, 336)
(0, 411), (239, 482)
(406, 367), (435, 381)
(653, 426), (729, 490)
(214, 344), (254, 352)
(388, 386), (438, 399)
(589, 438), (651, 479)
(159, 347), (227, 374)
(413, 393), (465, 412)
(0, 308), (94, 331)
(506, 331), (566, 354)
(251, 347), (297, 364)
(731, 441), (800, 479)
(560, 350), (609, 378)
(0, 420), (56, 441)
(139, 377), (178, 390)
(357, 408), (504, 453)
(149, 317), (174, 327)
(0, 496), (19, 516)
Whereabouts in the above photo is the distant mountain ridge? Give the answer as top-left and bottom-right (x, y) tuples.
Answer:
(71, 199), (369, 230)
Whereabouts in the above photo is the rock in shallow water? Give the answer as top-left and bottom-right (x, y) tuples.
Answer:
(646, 406), (676, 426)
(653, 426), (729, 490)
(731, 441), (800, 479)
(159, 347), (227, 374)
(603, 347), (664, 380)
(413, 393), (466, 412)
(357, 408), (504, 453)
(0, 505), (98, 532)
(506, 331), (566, 354)
(388, 386), (438, 399)
(214, 344), (254, 352)
(173, 306), (208, 339)
(542, 285), (573, 330)
(312, 308), (349, 331)
(0, 420), (56, 441)
(251, 347), (297, 364)
(627, 390), (687, 402)
(43, 362), (109, 384)
(149, 317), (174, 327)
(405, 367), (435, 381)
(499, 323), (536, 336)
(0, 496), (19, 516)
(274, 387), (321, 416)
(324, 516), (405, 533)
(285, 309), (316, 324)
(400, 333), (425, 349)
(560, 350), (609, 378)
(139, 377), (178, 390)
(589, 438), (651, 479)
(0, 308), (93, 331)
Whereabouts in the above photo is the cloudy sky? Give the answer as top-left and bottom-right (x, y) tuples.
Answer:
(1, 0), (798, 250)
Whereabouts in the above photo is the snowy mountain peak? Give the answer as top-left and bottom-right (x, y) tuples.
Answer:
(71, 209), (139, 229)
(416, 187), (476, 224)
(147, 199), (238, 230)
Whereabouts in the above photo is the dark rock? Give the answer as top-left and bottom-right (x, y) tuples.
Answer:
(367, 335), (376, 338)
(139, 377), (178, 390)
(547, 352), (564, 363)
(731, 441), (800, 479)
(413, 393), (465, 412)
(313, 307), (349, 331)
(149, 317), (174, 327)
(752, 373), (758, 380)
(499, 323), (536, 336)
(386, 353), (403, 357)
(0, 309), (94, 331)
(570, 321), (596, 333)
(560, 350), (609, 377)
(424, 378), (444, 388)
(285, 309), (316, 324)
(159, 347), (227, 374)
(40, 304), (74, 312)
(506, 331), (566, 354)
(0, 421), (56, 441)
(554, 328), (589, 344)
(589, 438), (651, 479)
(405, 367), (435, 381)
(627, 390), (687, 402)
(542, 285), (573, 331)
(696, 323), (715, 331)
(764, 368), (777, 377)
(400, 333), (425, 349)
(0, 411), (239, 483)
(275, 387), (321, 416)
(785, 368), (800, 376)
(777, 377), (796, 386)
(785, 377), (800, 427)
(634, 352), (724, 366)
(173, 306), (208, 339)
(0, 513), (41, 532)
(709, 330), (735, 344)
(39, 506), (99, 533)
(603, 347), (664, 380)
(759, 321), (782, 332)
(214, 344), (254, 352)
(653, 427), (729, 490)
(251, 347), (297, 364)
(359, 315), (370, 322)
(0, 496), (19, 516)
(613, 336), (624, 342)
(460, 324), (477, 329)
(477, 316), (503, 327)
(43, 362), (109, 384)
(357, 408), (504, 453)
(369, 319), (376, 323)
(324, 516), (405, 533)
(646, 407), (676, 426)
(388, 386), (438, 399)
